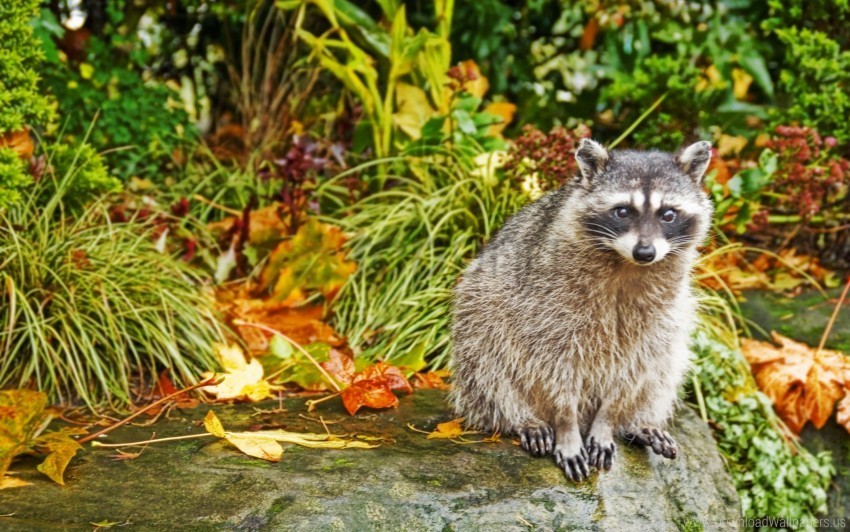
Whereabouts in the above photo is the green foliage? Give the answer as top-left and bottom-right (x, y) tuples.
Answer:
(770, 27), (850, 144)
(707, 148), (778, 234)
(0, 148), (32, 209)
(39, 141), (122, 211)
(39, 32), (193, 180)
(280, 0), (453, 157)
(0, 0), (54, 133)
(321, 149), (526, 366)
(0, 143), (225, 409)
(691, 329), (833, 527)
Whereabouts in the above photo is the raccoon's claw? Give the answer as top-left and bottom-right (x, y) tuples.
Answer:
(623, 427), (678, 459)
(585, 436), (616, 470)
(518, 423), (554, 457)
(555, 447), (590, 482)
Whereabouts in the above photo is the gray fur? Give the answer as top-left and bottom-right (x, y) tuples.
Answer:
(450, 141), (713, 479)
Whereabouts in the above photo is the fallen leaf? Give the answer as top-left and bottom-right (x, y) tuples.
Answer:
(34, 429), (85, 485)
(352, 363), (412, 393)
(742, 332), (847, 433)
(413, 370), (451, 390)
(0, 390), (86, 485)
(201, 410), (376, 462)
(224, 433), (283, 462)
(201, 343), (275, 401)
(203, 410), (226, 438)
(341, 380), (400, 416)
(0, 476), (31, 489)
(321, 348), (356, 388)
(0, 390), (49, 478)
(426, 418), (474, 440)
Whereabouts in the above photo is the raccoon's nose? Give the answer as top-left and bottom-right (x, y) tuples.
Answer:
(633, 245), (656, 263)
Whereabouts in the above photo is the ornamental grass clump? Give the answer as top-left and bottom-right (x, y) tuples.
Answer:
(0, 146), (225, 409)
(321, 150), (527, 367)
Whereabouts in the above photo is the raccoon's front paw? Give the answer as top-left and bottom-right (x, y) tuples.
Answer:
(584, 435), (616, 471)
(623, 427), (678, 459)
(555, 445), (590, 482)
(518, 423), (554, 457)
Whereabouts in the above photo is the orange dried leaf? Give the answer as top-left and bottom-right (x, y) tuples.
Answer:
(414, 370), (451, 390)
(353, 363), (412, 394)
(341, 380), (399, 416)
(742, 332), (848, 433)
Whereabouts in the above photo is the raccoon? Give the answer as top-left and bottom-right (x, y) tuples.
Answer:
(450, 139), (713, 481)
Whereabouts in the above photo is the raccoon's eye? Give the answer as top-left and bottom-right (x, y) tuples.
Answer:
(613, 206), (630, 219)
(661, 209), (677, 223)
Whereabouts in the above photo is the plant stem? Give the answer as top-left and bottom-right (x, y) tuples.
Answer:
(232, 319), (341, 392)
(78, 377), (222, 444)
(815, 275), (850, 357)
(609, 92), (668, 149)
(91, 433), (215, 448)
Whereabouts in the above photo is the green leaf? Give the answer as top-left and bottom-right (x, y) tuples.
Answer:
(739, 47), (775, 100)
(268, 335), (295, 360)
(391, 340), (428, 375)
(453, 110), (477, 135)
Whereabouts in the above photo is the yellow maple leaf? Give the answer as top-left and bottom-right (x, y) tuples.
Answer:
(202, 343), (275, 401)
(426, 418), (478, 439)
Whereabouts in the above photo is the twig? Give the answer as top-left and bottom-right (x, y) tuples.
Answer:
(91, 433), (215, 448)
(814, 275), (850, 357)
(306, 392), (341, 412)
(233, 319), (341, 392)
(609, 92), (668, 149)
(78, 377), (222, 444)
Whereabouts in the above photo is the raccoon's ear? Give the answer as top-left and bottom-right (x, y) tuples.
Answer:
(575, 138), (609, 182)
(676, 141), (713, 183)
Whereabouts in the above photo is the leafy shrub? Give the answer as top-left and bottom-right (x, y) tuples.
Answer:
(0, 149), (31, 209)
(769, 27), (850, 146)
(39, 33), (193, 180)
(691, 329), (833, 526)
(38, 141), (122, 211)
(0, 0), (54, 134)
(0, 144), (225, 408)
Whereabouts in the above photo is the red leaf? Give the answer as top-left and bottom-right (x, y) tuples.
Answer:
(341, 380), (399, 415)
(353, 363), (412, 394)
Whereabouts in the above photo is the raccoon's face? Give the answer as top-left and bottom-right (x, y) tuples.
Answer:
(573, 140), (713, 266)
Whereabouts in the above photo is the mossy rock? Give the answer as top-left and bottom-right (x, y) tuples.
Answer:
(0, 390), (739, 530)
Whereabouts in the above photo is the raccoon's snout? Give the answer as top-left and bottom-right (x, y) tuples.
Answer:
(632, 245), (656, 263)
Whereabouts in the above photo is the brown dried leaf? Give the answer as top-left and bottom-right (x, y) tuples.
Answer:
(742, 332), (848, 433)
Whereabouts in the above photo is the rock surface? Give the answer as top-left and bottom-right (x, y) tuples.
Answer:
(1, 390), (739, 531)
